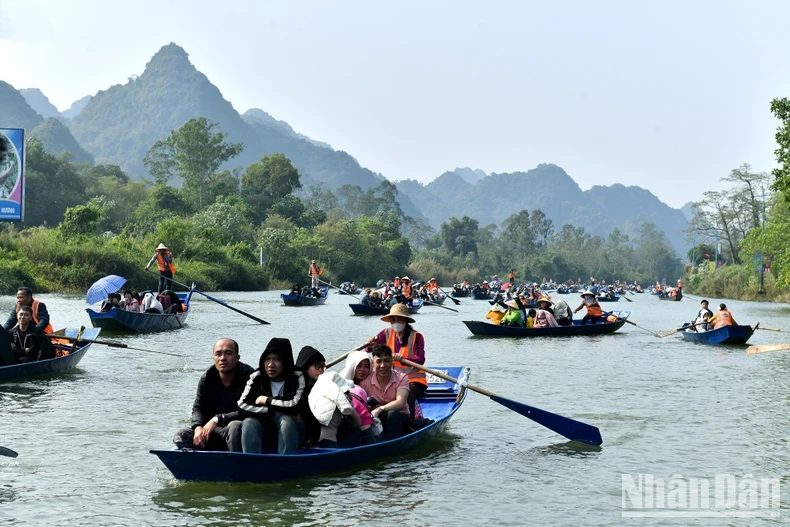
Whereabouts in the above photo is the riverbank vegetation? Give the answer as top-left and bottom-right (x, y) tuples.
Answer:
(3, 117), (683, 294)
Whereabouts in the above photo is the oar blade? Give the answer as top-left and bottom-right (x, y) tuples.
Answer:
(0, 446), (18, 458)
(490, 395), (603, 446)
(746, 343), (790, 355)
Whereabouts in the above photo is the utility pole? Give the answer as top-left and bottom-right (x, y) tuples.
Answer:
(714, 226), (719, 269)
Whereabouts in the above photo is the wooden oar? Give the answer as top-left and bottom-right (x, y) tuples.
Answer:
(400, 358), (603, 446)
(746, 343), (790, 355)
(326, 342), (369, 368)
(148, 271), (270, 325)
(755, 326), (782, 332)
(438, 286), (461, 305)
(600, 311), (657, 336)
(422, 299), (459, 313)
(46, 334), (186, 357)
(656, 320), (705, 338)
(0, 446), (18, 458)
(318, 278), (360, 300)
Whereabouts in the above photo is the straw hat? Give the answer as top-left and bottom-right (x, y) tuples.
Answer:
(536, 295), (552, 307)
(580, 290), (595, 297)
(156, 243), (168, 250)
(381, 303), (415, 324)
(401, 276), (411, 281)
(505, 299), (518, 309)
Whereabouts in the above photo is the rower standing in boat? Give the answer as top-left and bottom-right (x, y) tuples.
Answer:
(707, 303), (737, 330)
(366, 303), (426, 419)
(308, 260), (322, 290)
(145, 243), (176, 293)
(573, 290), (603, 325)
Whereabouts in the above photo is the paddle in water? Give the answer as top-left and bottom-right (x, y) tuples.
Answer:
(0, 446), (18, 458)
(746, 343), (790, 355)
(146, 270), (269, 325)
(601, 311), (657, 337)
(400, 358), (603, 446)
(46, 334), (186, 357)
(438, 286), (461, 306)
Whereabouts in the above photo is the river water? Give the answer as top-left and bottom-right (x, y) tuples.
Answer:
(2, 290), (789, 526)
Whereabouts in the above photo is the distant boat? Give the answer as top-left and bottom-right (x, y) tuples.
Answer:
(281, 286), (329, 306)
(472, 290), (493, 300)
(680, 323), (753, 345)
(349, 300), (423, 316)
(658, 293), (682, 301)
(0, 327), (101, 382)
(463, 312), (630, 337)
(335, 282), (360, 296)
(596, 294), (620, 302)
(87, 292), (192, 333)
(150, 366), (468, 483)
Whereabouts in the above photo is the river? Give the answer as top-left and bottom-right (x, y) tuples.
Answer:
(2, 290), (789, 526)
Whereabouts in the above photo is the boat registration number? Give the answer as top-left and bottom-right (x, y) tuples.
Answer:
(427, 371), (448, 384)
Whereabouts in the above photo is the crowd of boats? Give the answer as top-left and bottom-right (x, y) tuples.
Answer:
(0, 268), (782, 482)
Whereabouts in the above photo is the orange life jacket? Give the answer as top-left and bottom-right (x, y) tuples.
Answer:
(156, 252), (176, 274)
(583, 298), (603, 318)
(386, 328), (427, 386)
(309, 263), (321, 277)
(17, 299), (53, 334)
(508, 271), (515, 280)
(713, 310), (734, 329)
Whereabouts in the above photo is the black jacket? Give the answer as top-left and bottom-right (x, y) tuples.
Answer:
(190, 362), (254, 429)
(231, 349), (305, 420)
(3, 302), (50, 331)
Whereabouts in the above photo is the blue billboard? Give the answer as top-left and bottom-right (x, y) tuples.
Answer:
(0, 128), (25, 222)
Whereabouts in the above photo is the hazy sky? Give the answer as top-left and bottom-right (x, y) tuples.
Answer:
(2, 0), (788, 208)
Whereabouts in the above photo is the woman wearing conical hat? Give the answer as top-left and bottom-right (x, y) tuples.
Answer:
(145, 243), (176, 293)
(573, 290), (603, 325)
(366, 303), (426, 419)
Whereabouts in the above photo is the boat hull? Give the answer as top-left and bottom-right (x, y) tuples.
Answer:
(472, 290), (493, 300)
(87, 292), (191, 333)
(151, 366), (467, 483)
(281, 286), (329, 306)
(596, 295), (620, 302)
(658, 294), (682, 301)
(450, 290), (469, 298)
(680, 324), (753, 344)
(0, 327), (101, 382)
(349, 300), (423, 316)
(463, 316), (629, 337)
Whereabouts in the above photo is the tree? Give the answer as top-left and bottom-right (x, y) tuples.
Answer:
(770, 98), (790, 196)
(143, 117), (243, 210)
(440, 216), (479, 257)
(23, 139), (86, 227)
(501, 210), (538, 256)
(241, 153), (302, 222)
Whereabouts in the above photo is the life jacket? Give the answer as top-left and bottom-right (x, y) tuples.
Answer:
(385, 328), (427, 386)
(402, 282), (412, 298)
(508, 271), (515, 280)
(583, 297), (603, 317)
(713, 310), (734, 329)
(309, 263), (321, 277)
(155, 252), (176, 274)
(17, 299), (53, 334)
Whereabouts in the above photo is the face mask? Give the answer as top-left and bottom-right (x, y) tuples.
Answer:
(391, 322), (406, 333)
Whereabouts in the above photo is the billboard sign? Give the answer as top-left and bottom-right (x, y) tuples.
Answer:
(0, 128), (25, 222)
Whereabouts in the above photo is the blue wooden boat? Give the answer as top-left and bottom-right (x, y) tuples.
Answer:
(422, 295), (446, 306)
(680, 323), (754, 344)
(349, 300), (423, 316)
(281, 286), (329, 306)
(658, 292), (683, 301)
(0, 327), (101, 382)
(335, 281), (360, 295)
(472, 290), (493, 300)
(150, 366), (468, 482)
(463, 311), (630, 337)
(87, 292), (192, 333)
(450, 289), (469, 298)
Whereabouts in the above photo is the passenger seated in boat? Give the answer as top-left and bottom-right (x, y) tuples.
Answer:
(690, 299), (714, 331)
(573, 290), (603, 325)
(526, 309), (536, 328)
(164, 291), (185, 314)
(359, 344), (411, 440)
(295, 345), (327, 447)
(340, 351), (380, 445)
(8, 305), (55, 364)
(708, 304), (737, 330)
(122, 290), (139, 312)
(3, 287), (53, 334)
(308, 356), (364, 448)
(100, 292), (122, 312)
(173, 338), (253, 452)
(501, 300), (524, 327)
(237, 338), (306, 454)
(367, 303), (426, 421)
(141, 292), (164, 314)
(157, 291), (172, 311)
(485, 303), (507, 325)
(534, 297), (559, 328)
(552, 298), (573, 326)
(290, 284), (302, 296)
(0, 326), (14, 366)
